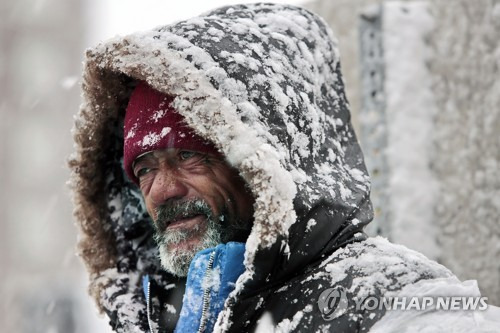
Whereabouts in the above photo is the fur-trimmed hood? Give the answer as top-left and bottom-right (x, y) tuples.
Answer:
(69, 3), (373, 331)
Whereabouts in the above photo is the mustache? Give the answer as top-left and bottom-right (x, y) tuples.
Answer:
(154, 199), (213, 230)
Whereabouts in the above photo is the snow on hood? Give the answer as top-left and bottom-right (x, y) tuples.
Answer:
(69, 2), (373, 328)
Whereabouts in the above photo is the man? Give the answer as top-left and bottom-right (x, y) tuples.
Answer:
(70, 3), (498, 332)
(123, 81), (255, 279)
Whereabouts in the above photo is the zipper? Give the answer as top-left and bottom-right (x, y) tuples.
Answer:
(197, 250), (216, 333)
(146, 280), (156, 333)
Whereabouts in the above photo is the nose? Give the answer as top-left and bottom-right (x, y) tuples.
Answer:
(148, 166), (189, 207)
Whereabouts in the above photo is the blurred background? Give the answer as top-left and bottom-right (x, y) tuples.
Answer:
(0, 0), (498, 331)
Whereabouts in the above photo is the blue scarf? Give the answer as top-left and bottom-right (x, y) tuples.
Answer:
(143, 242), (246, 332)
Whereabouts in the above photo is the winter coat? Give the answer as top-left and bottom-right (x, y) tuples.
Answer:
(69, 3), (497, 332)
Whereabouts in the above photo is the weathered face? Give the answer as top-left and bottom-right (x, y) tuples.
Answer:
(133, 148), (254, 276)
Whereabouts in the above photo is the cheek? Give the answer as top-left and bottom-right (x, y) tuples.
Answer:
(141, 198), (156, 223)
(197, 181), (225, 213)
(184, 174), (227, 215)
(146, 201), (156, 220)
(139, 173), (155, 194)
(206, 172), (247, 217)
(139, 178), (157, 219)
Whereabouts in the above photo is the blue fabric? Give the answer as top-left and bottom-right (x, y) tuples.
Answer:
(142, 275), (150, 301)
(175, 242), (246, 333)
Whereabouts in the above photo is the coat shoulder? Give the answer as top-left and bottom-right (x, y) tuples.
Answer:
(305, 236), (454, 298)
(259, 237), (454, 332)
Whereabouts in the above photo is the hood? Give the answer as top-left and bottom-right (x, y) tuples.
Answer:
(69, 3), (373, 330)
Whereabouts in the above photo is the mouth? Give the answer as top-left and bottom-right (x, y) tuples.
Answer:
(165, 214), (206, 230)
(155, 199), (213, 233)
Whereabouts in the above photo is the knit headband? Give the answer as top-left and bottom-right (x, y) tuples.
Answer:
(123, 81), (220, 184)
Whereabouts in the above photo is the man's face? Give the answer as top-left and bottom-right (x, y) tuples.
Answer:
(133, 148), (254, 277)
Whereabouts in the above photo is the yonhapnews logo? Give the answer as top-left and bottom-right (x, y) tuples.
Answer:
(317, 286), (489, 321)
(317, 287), (348, 320)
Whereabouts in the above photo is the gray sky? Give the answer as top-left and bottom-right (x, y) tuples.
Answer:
(87, 0), (306, 44)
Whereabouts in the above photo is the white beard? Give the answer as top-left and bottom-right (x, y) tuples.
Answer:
(156, 218), (226, 277)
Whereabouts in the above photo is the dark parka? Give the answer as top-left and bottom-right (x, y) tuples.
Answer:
(70, 3), (453, 332)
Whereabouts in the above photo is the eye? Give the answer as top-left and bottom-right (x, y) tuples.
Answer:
(179, 150), (198, 160)
(134, 166), (153, 178)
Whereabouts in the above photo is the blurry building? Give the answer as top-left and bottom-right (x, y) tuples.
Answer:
(0, 0), (111, 331)
(304, 0), (500, 305)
